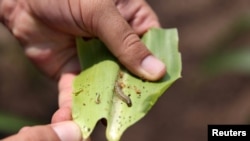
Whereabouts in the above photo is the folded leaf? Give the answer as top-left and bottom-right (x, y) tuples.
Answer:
(72, 28), (182, 141)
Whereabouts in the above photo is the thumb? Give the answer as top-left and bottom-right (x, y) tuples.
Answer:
(93, 2), (166, 81)
(2, 121), (85, 141)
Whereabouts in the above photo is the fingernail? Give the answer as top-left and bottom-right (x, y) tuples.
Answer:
(141, 55), (166, 80)
(52, 121), (82, 141)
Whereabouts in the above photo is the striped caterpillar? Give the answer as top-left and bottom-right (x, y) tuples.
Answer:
(114, 72), (132, 107)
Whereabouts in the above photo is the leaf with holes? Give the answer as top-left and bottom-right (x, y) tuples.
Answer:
(72, 28), (181, 141)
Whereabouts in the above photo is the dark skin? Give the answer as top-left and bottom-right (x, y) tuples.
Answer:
(0, 0), (166, 140)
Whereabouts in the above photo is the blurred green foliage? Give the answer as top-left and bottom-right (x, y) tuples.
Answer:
(0, 111), (41, 134)
(203, 47), (250, 75)
(202, 15), (250, 76)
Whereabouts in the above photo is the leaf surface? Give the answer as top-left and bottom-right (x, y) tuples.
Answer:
(72, 28), (181, 141)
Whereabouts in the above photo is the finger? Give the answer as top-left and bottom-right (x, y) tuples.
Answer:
(51, 73), (76, 123)
(2, 121), (83, 141)
(52, 107), (72, 123)
(116, 0), (161, 35)
(25, 0), (165, 80)
(89, 1), (166, 81)
(58, 73), (75, 108)
(130, 1), (161, 35)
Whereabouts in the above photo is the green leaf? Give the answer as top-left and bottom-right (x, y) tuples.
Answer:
(202, 47), (250, 75)
(72, 28), (182, 141)
(0, 111), (41, 134)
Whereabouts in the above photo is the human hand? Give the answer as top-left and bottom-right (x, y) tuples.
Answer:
(1, 121), (87, 141)
(0, 0), (165, 138)
(0, 0), (165, 80)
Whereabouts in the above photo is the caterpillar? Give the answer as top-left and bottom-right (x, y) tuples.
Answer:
(114, 81), (132, 107)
